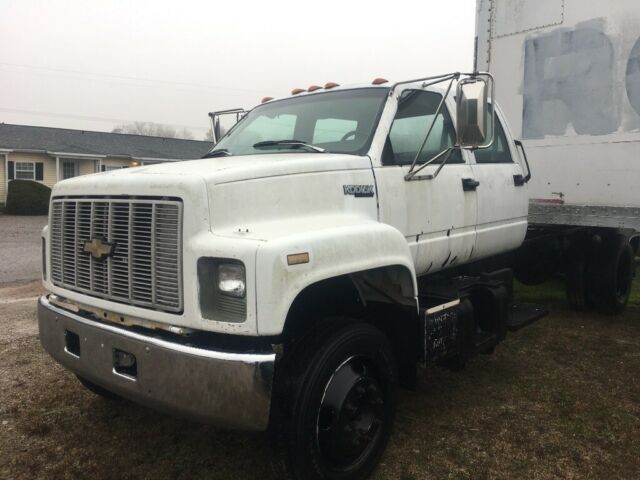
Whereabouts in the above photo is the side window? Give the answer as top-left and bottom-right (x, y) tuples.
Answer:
(385, 90), (462, 165)
(474, 118), (513, 164)
(313, 118), (358, 144)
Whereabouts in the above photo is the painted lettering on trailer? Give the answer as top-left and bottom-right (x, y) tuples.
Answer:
(522, 18), (640, 138)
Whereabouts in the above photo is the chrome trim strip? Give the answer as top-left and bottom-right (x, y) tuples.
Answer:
(40, 296), (273, 364)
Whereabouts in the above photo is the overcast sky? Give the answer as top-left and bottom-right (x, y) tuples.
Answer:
(0, 0), (475, 140)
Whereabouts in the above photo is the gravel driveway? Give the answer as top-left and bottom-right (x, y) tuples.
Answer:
(0, 215), (48, 284)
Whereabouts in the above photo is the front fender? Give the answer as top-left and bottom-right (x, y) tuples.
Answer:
(255, 221), (417, 335)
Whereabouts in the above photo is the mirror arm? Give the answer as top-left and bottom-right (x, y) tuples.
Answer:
(420, 72), (460, 90)
(407, 75), (458, 176)
(404, 146), (455, 181)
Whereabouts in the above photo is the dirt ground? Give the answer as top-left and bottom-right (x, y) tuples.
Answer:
(0, 280), (639, 480)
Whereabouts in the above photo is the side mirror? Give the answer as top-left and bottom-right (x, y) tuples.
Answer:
(456, 74), (494, 149)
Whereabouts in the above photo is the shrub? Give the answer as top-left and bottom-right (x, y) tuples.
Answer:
(5, 180), (51, 215)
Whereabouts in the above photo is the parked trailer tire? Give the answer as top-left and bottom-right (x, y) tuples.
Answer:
(588, 235), (635, 314)
(272, 320), (397, 480)
(565, 240), (592, 311)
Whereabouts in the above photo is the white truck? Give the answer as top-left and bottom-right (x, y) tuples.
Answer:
(39, 72), (545, 479)
(476, 0), (639, 312)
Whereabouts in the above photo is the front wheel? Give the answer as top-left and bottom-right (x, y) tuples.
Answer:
(273, 321), (397, 480)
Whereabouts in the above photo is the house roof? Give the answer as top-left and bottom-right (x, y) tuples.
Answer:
(0, 123), (214, 160)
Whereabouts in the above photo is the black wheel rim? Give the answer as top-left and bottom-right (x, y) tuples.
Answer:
(316, 355), (386, 471)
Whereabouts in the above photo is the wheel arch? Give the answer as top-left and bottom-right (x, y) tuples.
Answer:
(254, 222), (418, 336)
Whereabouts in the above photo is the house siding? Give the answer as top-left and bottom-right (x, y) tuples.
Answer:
(78, 159), (98, 176)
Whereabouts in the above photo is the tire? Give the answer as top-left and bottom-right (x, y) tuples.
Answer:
(76, 375), (121, 400)
(588, 235), (635, 314)
(272, 320), (397, 480)
(565, 241), (591, 311)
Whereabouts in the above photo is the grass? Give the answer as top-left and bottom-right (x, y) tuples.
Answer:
(1, 280), (639, 479)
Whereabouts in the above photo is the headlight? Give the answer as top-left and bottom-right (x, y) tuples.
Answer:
(217, 263), (246, 298)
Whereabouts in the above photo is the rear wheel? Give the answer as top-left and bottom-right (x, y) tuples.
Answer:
(565, 241), (591, 311)
(588, 235), (634, 314)
(273, 321), (397, 480)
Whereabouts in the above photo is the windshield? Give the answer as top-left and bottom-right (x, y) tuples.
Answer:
(210, 88), (389, 157)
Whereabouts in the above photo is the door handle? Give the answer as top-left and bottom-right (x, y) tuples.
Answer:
(462, 178), (480, 191)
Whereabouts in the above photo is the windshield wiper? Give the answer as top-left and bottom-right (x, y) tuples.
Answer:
(253, 140), (325, 153)
(202, 149), (232, 158)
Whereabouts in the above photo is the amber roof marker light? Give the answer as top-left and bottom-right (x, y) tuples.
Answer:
(291, 88), (306, 95)
(261, 96), (274, 103)
(307, 85), (322, 92)
(324, 82), (340, 89)
(372, 78), (389, 85)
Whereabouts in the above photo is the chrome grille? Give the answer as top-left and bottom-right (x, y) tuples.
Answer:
(50, 197), (183, 313)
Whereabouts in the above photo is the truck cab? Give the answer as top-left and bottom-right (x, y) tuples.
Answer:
(38, 73), (538, 480)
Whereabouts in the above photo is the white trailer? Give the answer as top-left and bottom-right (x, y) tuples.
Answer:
(476, 0), (639, 312)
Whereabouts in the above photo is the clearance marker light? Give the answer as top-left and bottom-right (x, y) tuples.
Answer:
(287, 252), (310, 266)
(324, 82), (340, 89)
(308, 85), (322, 92)
(372, 78), (389, 85)
(261, 96), (274, 103)
(291, 88), (306, 95)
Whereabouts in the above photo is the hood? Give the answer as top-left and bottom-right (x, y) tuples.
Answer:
(50, 152), (378, 242)
(94, 152), (371, 185)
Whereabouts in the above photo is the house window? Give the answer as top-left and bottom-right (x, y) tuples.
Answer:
(15, 162), (35, 180)
(62, 160), (78, 179)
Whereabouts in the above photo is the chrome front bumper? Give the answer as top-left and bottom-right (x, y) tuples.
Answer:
(37, 295), (275, 431)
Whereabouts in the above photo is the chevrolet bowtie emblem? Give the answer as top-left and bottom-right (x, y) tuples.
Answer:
(84, 238), (115, 261)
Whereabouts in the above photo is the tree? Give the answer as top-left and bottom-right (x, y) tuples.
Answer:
(112, 122), (194, 140)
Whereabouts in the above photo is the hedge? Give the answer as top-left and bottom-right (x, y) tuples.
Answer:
(5, 180), (51, 215)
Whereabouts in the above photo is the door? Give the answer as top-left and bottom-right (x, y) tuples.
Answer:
(375, 90), (478, 275)
(61, 159), (79, 180)
(470, 112), (528, 259)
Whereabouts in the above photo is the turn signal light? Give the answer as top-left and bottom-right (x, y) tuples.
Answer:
(372, 78), (389, 85)
(291, 88), (306, 95)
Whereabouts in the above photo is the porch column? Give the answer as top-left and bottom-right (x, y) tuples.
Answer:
(3, 153), (7, 204)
